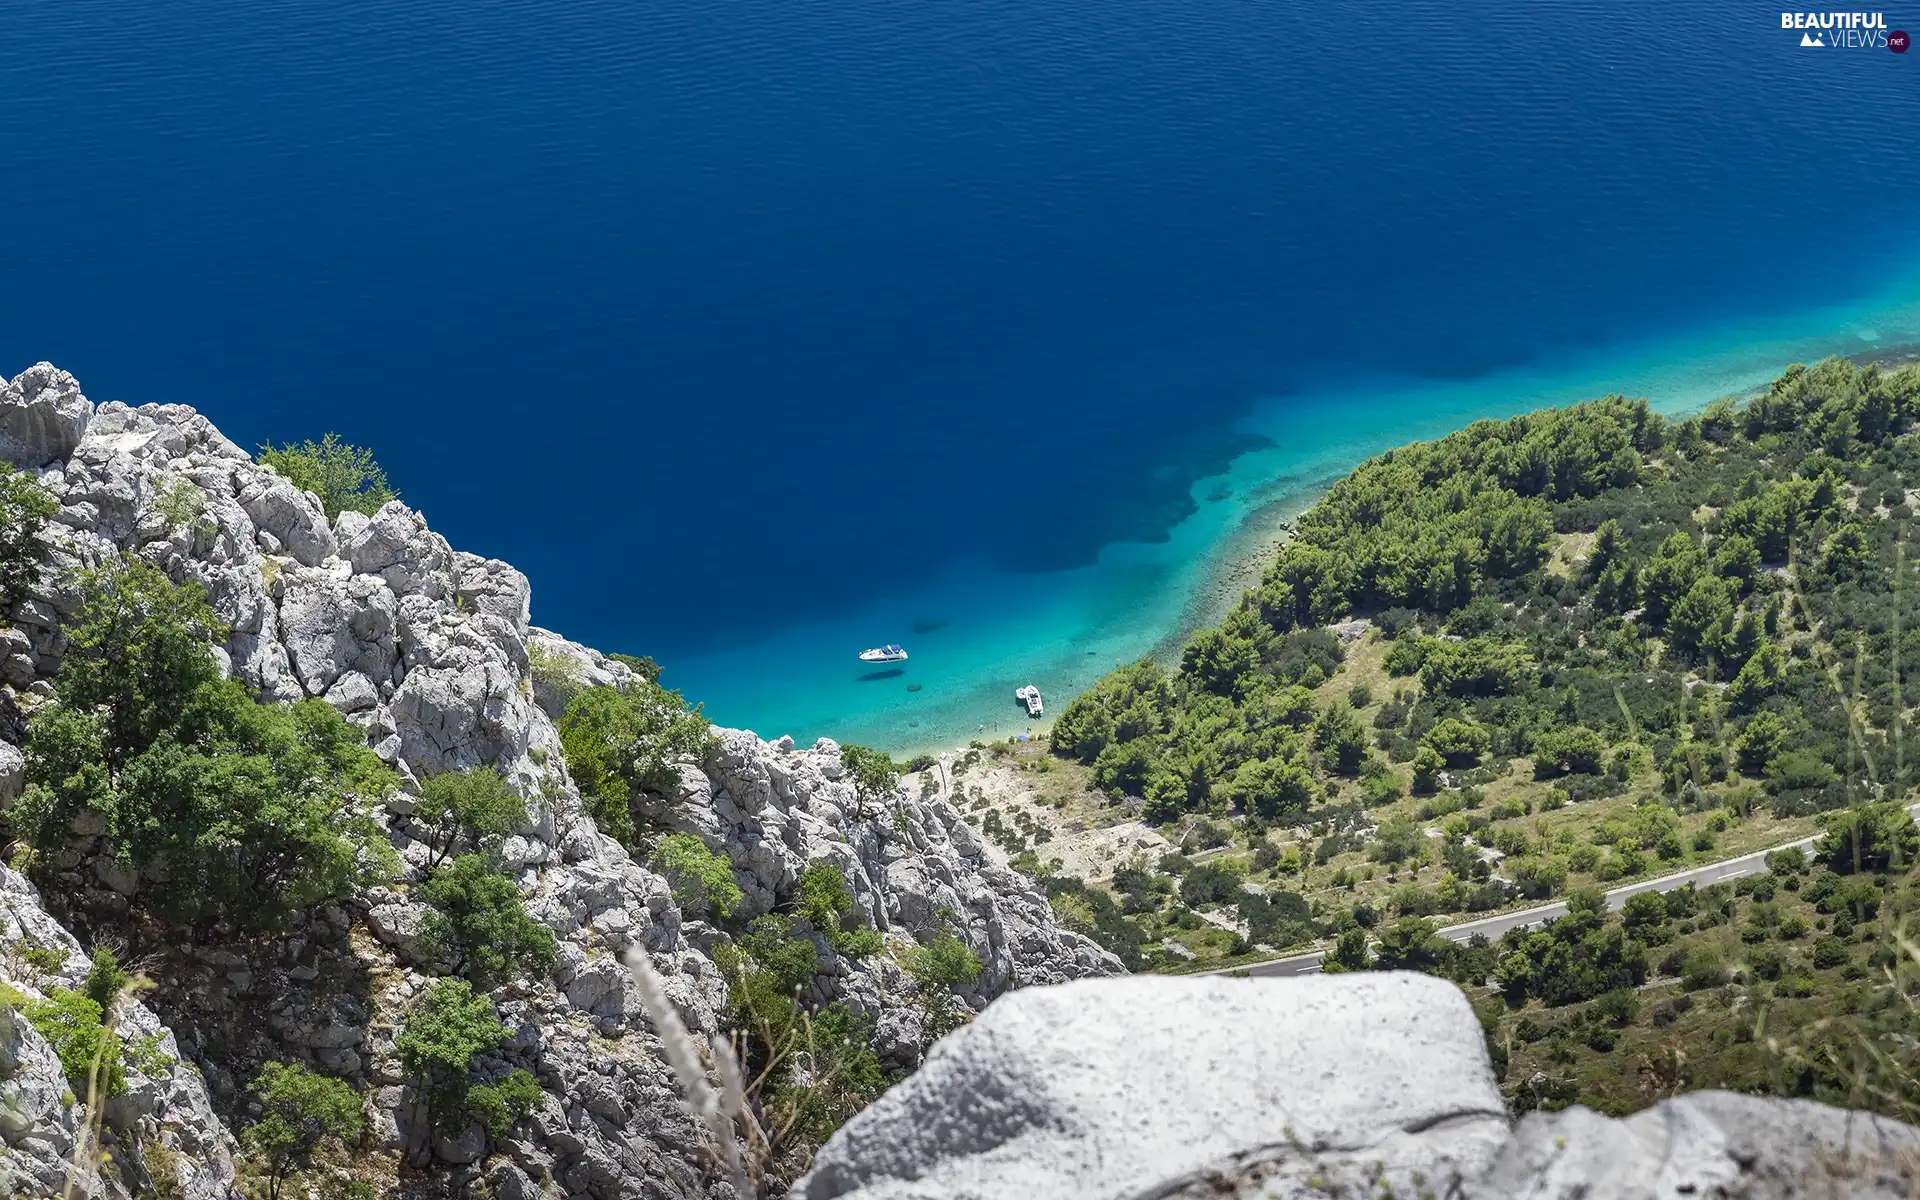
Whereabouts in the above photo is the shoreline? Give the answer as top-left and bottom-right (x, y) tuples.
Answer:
(678, 280), (1920, 760)
(896, 341), (1920, 762)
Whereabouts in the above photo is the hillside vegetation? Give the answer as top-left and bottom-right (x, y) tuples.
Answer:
(1034, 357), (1920, 1117)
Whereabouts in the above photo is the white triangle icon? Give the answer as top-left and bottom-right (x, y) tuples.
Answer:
(1801, 31), (1824, 46)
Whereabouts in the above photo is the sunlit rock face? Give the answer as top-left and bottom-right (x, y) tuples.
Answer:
(0, 361), (1120, 1198)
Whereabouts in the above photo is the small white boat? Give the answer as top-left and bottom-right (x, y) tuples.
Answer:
(859, 644), (909, 663)
(1015, 684), (1043, 717)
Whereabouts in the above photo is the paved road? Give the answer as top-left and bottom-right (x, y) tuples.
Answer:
(1216, 802), (1920, 979)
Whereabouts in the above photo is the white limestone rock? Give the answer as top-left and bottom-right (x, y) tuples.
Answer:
(0, 362), (92, 468)
(337, 500), (455, 599)
(1469, 1090), (1920, 1200)
(794, 972), (1509, 1200)
(0, 739), (23, 806)
(236, 473), (335, 567)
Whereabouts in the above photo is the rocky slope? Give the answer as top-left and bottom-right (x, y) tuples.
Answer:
(0, 362), (1120, 1199)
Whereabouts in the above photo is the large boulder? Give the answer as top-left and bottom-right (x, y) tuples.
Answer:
(0, 362), (91, 467)
(1470, 1090), (1920, 1200)
(793, 973), (1510, 1200)
(236, 474), (335, 566)
(797, 973), (1920, 1200)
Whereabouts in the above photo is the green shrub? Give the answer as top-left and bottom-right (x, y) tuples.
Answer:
(1178, 863), (1246, 908)
(650, 833), (743, 919)
(18, 942), (68, 975)
(1817, 802), (1920, 873)
(415, 768), (528, 872)
(22, 987), (124, 1098)
(840, 744), (901, 801)
(396, 979), (510, 1126)
(154, 479), (208, 530)
(904, 930), (983, 1039)
(83, 948), (131, 1015)
(607, 652), (663, 682)
(257, 433), (398, 520)
(1423, 718), (1491, 767)
(904, 931), (981, 993)
(794, 863), (885, 957)
(712, 917), (886, 1165)
(243, 1061), (365, 1200)
(557, 683), (716, 847)
(465, 1068), (543, 1137)
(17, 561), (397, 928)
(417, 855), (558, 989)
(0, 463), (57, 607)
(526, 642), (586, 705)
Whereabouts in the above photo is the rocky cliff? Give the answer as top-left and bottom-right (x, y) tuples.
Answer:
(0, 362), (1120, 1199)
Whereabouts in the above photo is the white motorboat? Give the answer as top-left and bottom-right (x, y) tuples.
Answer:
(859, 644), (909, 663)
(1015, 684), (1043, 717)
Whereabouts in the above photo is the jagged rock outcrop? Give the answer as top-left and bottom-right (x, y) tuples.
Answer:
(792, 973), (1920, 1200)
(1, 866), (239, 1200)
(0, 362), (1120, 1198)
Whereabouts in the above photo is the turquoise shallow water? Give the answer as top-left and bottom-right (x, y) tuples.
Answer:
(670, 264), (1920, 754)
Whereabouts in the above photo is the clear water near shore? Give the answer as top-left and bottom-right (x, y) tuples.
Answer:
(670, 272), (1920, 755)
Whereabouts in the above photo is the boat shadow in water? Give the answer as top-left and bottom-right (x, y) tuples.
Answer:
(857, 668), (907, 682)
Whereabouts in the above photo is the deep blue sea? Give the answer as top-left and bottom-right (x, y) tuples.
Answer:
(6, 0), (1920, 751)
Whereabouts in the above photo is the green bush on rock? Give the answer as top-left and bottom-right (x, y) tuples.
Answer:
(557, 681), (716, 847)
(415, 768), (528, 872)
(17, 561), (397, 929)
(0, 462), (57, 608)
(257, 433), (398, 520)
(416, 854), (558, 990)
(242, 1062), (365, 1200)
(396, 978), (540, 1138)
(649, 832), (743, 919)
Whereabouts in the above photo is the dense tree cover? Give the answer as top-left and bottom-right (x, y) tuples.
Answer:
(257, 433), (398, 520)
(1052, 359), (1920, 835)
(557, 679), (717, 846)
(0, 462), (57, 609)
(1043, 356), (1920, 1117)
(1358, 840), (1920, 1123)
(14, 561), (397, 928)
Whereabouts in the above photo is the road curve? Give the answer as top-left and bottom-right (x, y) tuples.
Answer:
(1214, 802), (1920, 979)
